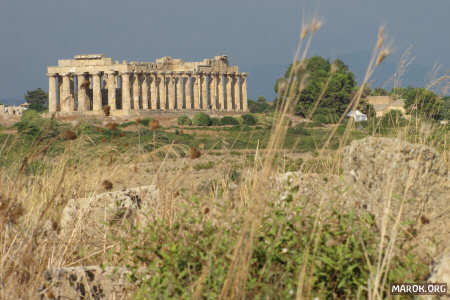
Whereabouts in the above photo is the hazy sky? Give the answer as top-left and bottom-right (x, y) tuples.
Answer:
(0, 0), (449, 103)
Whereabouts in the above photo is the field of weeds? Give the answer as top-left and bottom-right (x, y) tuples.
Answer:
(0, 22), (449, 299)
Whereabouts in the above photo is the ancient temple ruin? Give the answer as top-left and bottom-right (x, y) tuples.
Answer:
(47, 54), (248, 115)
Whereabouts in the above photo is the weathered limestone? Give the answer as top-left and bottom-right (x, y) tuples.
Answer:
(141, 74), (149, 110)
(226, 74), (234, 111)
(193, 74), (201, 109)
(201, 73), (208, 109)
(121, 72), (131, 112)
(176, 74), (183, 109)
(218, 74), (225, 111)
(160, 73), (167, 110)
(150, 73), (158, 109)
(47, 54), (247, 115)
(241, 73), (248, 112)
(132, 73), (140, 110)
(92, 72), (102, 112)
(184, 73), (192, 109)
(47, 73), (57, 113)
(234, 74), (241, 111)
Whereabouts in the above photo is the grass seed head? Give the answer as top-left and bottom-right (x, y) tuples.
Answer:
(149, 119), (159, 131)
(102, 180), (113, 191)
(190, 147), (201, 159)
(64, 130), (77, 140)
(376, 48), (391, 66)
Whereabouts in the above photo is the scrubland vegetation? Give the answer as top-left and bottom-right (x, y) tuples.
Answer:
(0, 21), (449, 299)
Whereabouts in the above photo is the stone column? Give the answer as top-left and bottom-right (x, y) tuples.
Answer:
(176, 74), (184, 109)
(211, 73), (218, 110)
(77, 73), (89, 112)
(241, 73), (248, 112)
(141, 74), (149, 110)
(193, 74), (201, 109)
(106, 72), (117, 111)
(234, 74), (241, 111)
(185, 73), (192, 109)
(58, 75), (63, 111)
(218, 73), (225, 111)
(201, 73), (208, 109)
(61, 73), (74, 112)
(121, 72), (131, 112)
(225, 73), (234, 111)
(92, 72), (102, 112)
(47, 73), (57, 113)
(132, 73), (140, 110)
(159, 73), (166, 110)
(150, 73), (158, 109)
(167, 73), (175, 110)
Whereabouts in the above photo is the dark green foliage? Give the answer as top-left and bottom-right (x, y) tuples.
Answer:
(119, 121), (138, 128)
(275, 57), (356, 119)
(312, 107), (340, 124)
(288, 124), (311, 136)
(379, 110), (408, 128)
(370, 87), (388, 96)
(241, 114), (257, 125)
(177, 115), (192, 126)
(118, 202), (426, 299)
(192, 112), (212, 126)
(138, 118), (152, 126)
(15, 110), (59, 138)
(220, 116), (239, 125)
(403, 87), (444, 120)
(210, 117), (221, 126)
(24, 88), (48, 111)
(248, 96), (274, 113)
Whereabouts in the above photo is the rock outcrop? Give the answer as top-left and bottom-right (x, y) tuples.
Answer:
(39, 266), (132, 299)
(60, 185), (158, 237)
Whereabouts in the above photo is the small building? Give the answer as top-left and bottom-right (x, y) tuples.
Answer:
(347, 110), (367, 122)
(366, 96), (406, 117)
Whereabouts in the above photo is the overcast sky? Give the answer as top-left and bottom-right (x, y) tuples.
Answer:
(0, 0), (449, 103)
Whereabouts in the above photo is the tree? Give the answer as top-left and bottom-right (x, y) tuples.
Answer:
(24, 88), (48, 111)
(370, 88), (388, 96)
(403, 88), (443, 120)
(274, 56), (356, 119)
(248, 96), (273, 113)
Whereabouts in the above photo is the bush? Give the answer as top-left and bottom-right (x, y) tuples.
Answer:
(241, 114), (257, 125)
(220, 116), (239, 125)
(138, 118), (152, 126)
(380, 110), (407, 128)
(177, 115), (192, 126)
(192, 112), (211, 126)
(210, 117), (221, 126)
(15, 110), (59, 138)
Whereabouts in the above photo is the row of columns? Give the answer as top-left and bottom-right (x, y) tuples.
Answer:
(48, 71), (248, 113)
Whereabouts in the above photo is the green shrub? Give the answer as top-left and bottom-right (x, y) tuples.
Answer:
(241, 114), (257, 125)
(192, 112), (211, 126)
(289, 124), (311, 135)
(193, 161), (215, 170)
(119, 121), (137, 128)
(210, 117), (221, 126)
(138, 118), (152, 126)
(15, 110), (59, 138)
(177, 115), (192, 126)
(220, 116), (239, 125)
(379, 110), (408, 128)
